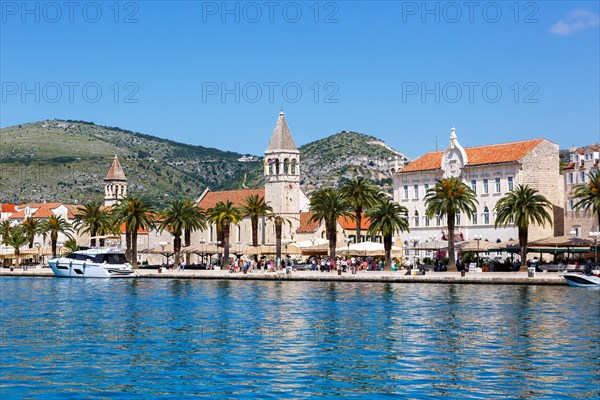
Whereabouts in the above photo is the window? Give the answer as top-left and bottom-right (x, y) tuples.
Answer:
(424, 183), (429, 193)
(436, 214), (441, 226)
(483, 179), (489, 194)
(580, 171), (586, 183)
(471, 180), (477, 194)
(508, 177), (514, 191)
(424, 216), (430, 227)
(472, 213), (478, 225)
(414, 185), (419, 199)
(495, 178), (501, 193)
(413, 211), (419, 227)
(403, 185), (409, 200)
(456, 210), (461, 225)
(568, 173), (573, 184)
(483, 207), (490, 224)
(568, 199), (574, 211)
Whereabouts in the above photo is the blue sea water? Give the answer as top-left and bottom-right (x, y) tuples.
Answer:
(0, 278), (598, 399)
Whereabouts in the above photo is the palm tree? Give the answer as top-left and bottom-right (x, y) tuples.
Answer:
(265, 213), (294, 264)
(64, 239), (80, 255)
(182, 201), (207, 265)
(21, 217), (43, 249)
(159, 200), (204, 267)
(425, 177), (478, 270)
(207, 201), (242, 270)
(112, 196), (155, 266)
(41, 215), (74, 258)
(4, 225), (28, 269)
(73, 201), (114, 247)
(495, 184), (553, 269)
(1, 219), (11, 244)
(366, 198), (410, 269)
(240, 194), (273, 246)
(340, 177), (379, 243)
(572, 169), (600, 229)
(309, 187), (353, 259)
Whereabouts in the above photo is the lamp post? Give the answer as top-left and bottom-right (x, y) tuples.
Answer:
(474, 235), (482, 268)
(344, 237), (352, 257)
(410, 236), (420, 270)
(429, 234), (438, 268)
(569, 229), (577, 262)
(589, 231), (600, 264)
(35, 242), (41, 266)
(199, 236), (206, 267)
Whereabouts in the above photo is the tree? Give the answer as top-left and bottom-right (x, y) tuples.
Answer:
(425, 177), (478, 270)
(495, 184), (553, 268)
(207, 201), (242, 270)
(240, 194), (273, 247)
(366, 198), (410, 269)
(41, 215), (74, 258)
(21, 217), (43, 249)
(4, 225), (28, 269)
(340, 177), (379, 243)
(159, 199), (204, 267)
(266, 213), (294, 264)
(64, 239), (80, 255)
(73, 201), (114, 247)
(572, 169), (600, 229)
(182, 201), (207, 265)
(309, 187), (353, 260)
(1, 219), (11, 244)
(112, 196), (155, 266)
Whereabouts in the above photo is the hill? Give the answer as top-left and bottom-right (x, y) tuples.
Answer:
(0, 120), (409, 206)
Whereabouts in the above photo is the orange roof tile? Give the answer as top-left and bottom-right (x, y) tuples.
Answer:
(197, 189), (265, 209)
(119, 222), (149, 234)
(401, 139), (546, 173)
(105, 156), (127, 181)
(1, 204), (17, 213)
(9, 210), (26, 219)
(338, 213), (370, 230)
(297, 211), (319, 233)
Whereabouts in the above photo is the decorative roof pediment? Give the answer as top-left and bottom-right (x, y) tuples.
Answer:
(442, 128), (468, 178)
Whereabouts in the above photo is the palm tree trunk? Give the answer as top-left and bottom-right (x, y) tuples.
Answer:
(328, 219), (337, 260)
(15, 250), (20, 269)
(90, 228), (97, 247)
(447, 213), (456, 270)
(131, 230), (138, 267)
(185, 228), (191, 265)
(519, 227), (528, 268)
(125, 231), (132, 262)
(222, 220), (230, 269)
(51, 233), (58, 258)
(384, 234), (392, 270)
(355, 208), (362, 243)
(275, 217), (282, 264)
(252, 216), (258, 247)
(174, 235), (181, 266)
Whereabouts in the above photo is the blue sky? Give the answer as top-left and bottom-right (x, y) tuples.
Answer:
(1, 1), (599, 158)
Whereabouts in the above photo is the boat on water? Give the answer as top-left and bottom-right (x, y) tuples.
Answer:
(561, 272), (600, 287)
(48, 248), (136, 278)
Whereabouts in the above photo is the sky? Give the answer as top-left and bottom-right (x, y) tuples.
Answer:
(1, 1), (599, 159)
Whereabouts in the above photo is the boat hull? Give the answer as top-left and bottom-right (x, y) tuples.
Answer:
(48, 260), (135, 278)
(562, 273), (600, 287)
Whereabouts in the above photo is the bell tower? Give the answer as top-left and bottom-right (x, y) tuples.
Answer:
(264, 111), (300, 217)
(104, 155), (128, 206)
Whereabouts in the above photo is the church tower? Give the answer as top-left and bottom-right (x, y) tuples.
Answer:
(264, 112), (301, 218)
(104, 155), (128, 206)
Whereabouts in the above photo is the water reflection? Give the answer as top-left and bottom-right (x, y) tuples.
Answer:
(1, 278), (598, 399)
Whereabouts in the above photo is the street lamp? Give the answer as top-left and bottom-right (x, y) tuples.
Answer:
(344, 237), (352, 257)
(589, 231), (600, 264)
(474, 235), (483, 268)
(35, 242), (41, 266)
(429, 234), (439, 267)
(199, 236), (206, 267)
(410, 236), (420, 270)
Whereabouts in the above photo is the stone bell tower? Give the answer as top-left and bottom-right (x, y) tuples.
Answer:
(264, 111), (300, 218)
(104, 155), (128, 206)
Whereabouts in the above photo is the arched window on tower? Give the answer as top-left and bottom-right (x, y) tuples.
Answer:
(275, 158), (280, 175)
(283, 158), (290, 175)
(291, 159), (297, 175)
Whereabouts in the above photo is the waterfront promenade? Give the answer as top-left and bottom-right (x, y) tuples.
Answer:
(0, 267), (567, 285)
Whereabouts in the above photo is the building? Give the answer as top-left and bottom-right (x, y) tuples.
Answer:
(563, 144), (599, 237)
(390, 129), (564, 252)
(104, 155), (128, 207)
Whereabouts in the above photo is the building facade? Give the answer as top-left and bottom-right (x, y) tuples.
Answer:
(390, 129), (564, 249)
(563, 144), (599, 237)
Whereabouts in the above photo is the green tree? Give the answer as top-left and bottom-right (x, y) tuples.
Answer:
(309, 187), (353, 260)
(4, 225), (28, 269)
(240, 194), (273, 247)
(425, 177), (478, 270)
(112, 196), (155, 266)
(495, 184), (553, 268)
(21, 217), (43, 248)
(41, 215), (74, 258)
(207, 201), (242, 270)
(64, 239), (80, 255)
(340, 177), (379, 243)
(1, 219), (11, 244)
(159, 199), (204, 267)
(182, 201), (207, 265)
(73, 201), (114, 247)
(266, 213), (294, 263)
(366, 198), (410, 269)
(572, 169), (600, 229)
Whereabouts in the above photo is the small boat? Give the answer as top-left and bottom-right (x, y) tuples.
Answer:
(48, 248), (136, 278)
(561, 272), (600, 287)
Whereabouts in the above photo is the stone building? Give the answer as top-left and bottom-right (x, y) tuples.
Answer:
(563, 144), (599, 237)
(389, 129), (564, 250)
(104, 155), (128, 207)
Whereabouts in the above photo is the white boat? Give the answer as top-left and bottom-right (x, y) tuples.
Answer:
(561, 272), (600, 287)
(48, 248), (136, 278)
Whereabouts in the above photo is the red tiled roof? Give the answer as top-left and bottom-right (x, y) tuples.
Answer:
(119, 222), (149, 234)
(32, 205), (57, 218)
(9, 210), (26, 219)
(338, 213), (370, 230)
(563, 162), (575, 171)
(105, 156), (127, 181)
(197, 189), (265, 209)
(1, 204), (17, 213)
(297, 211), (319, 233)
(401, 139), (546, 173)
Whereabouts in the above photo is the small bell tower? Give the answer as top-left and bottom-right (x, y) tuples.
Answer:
(104, 155), (128, 206)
